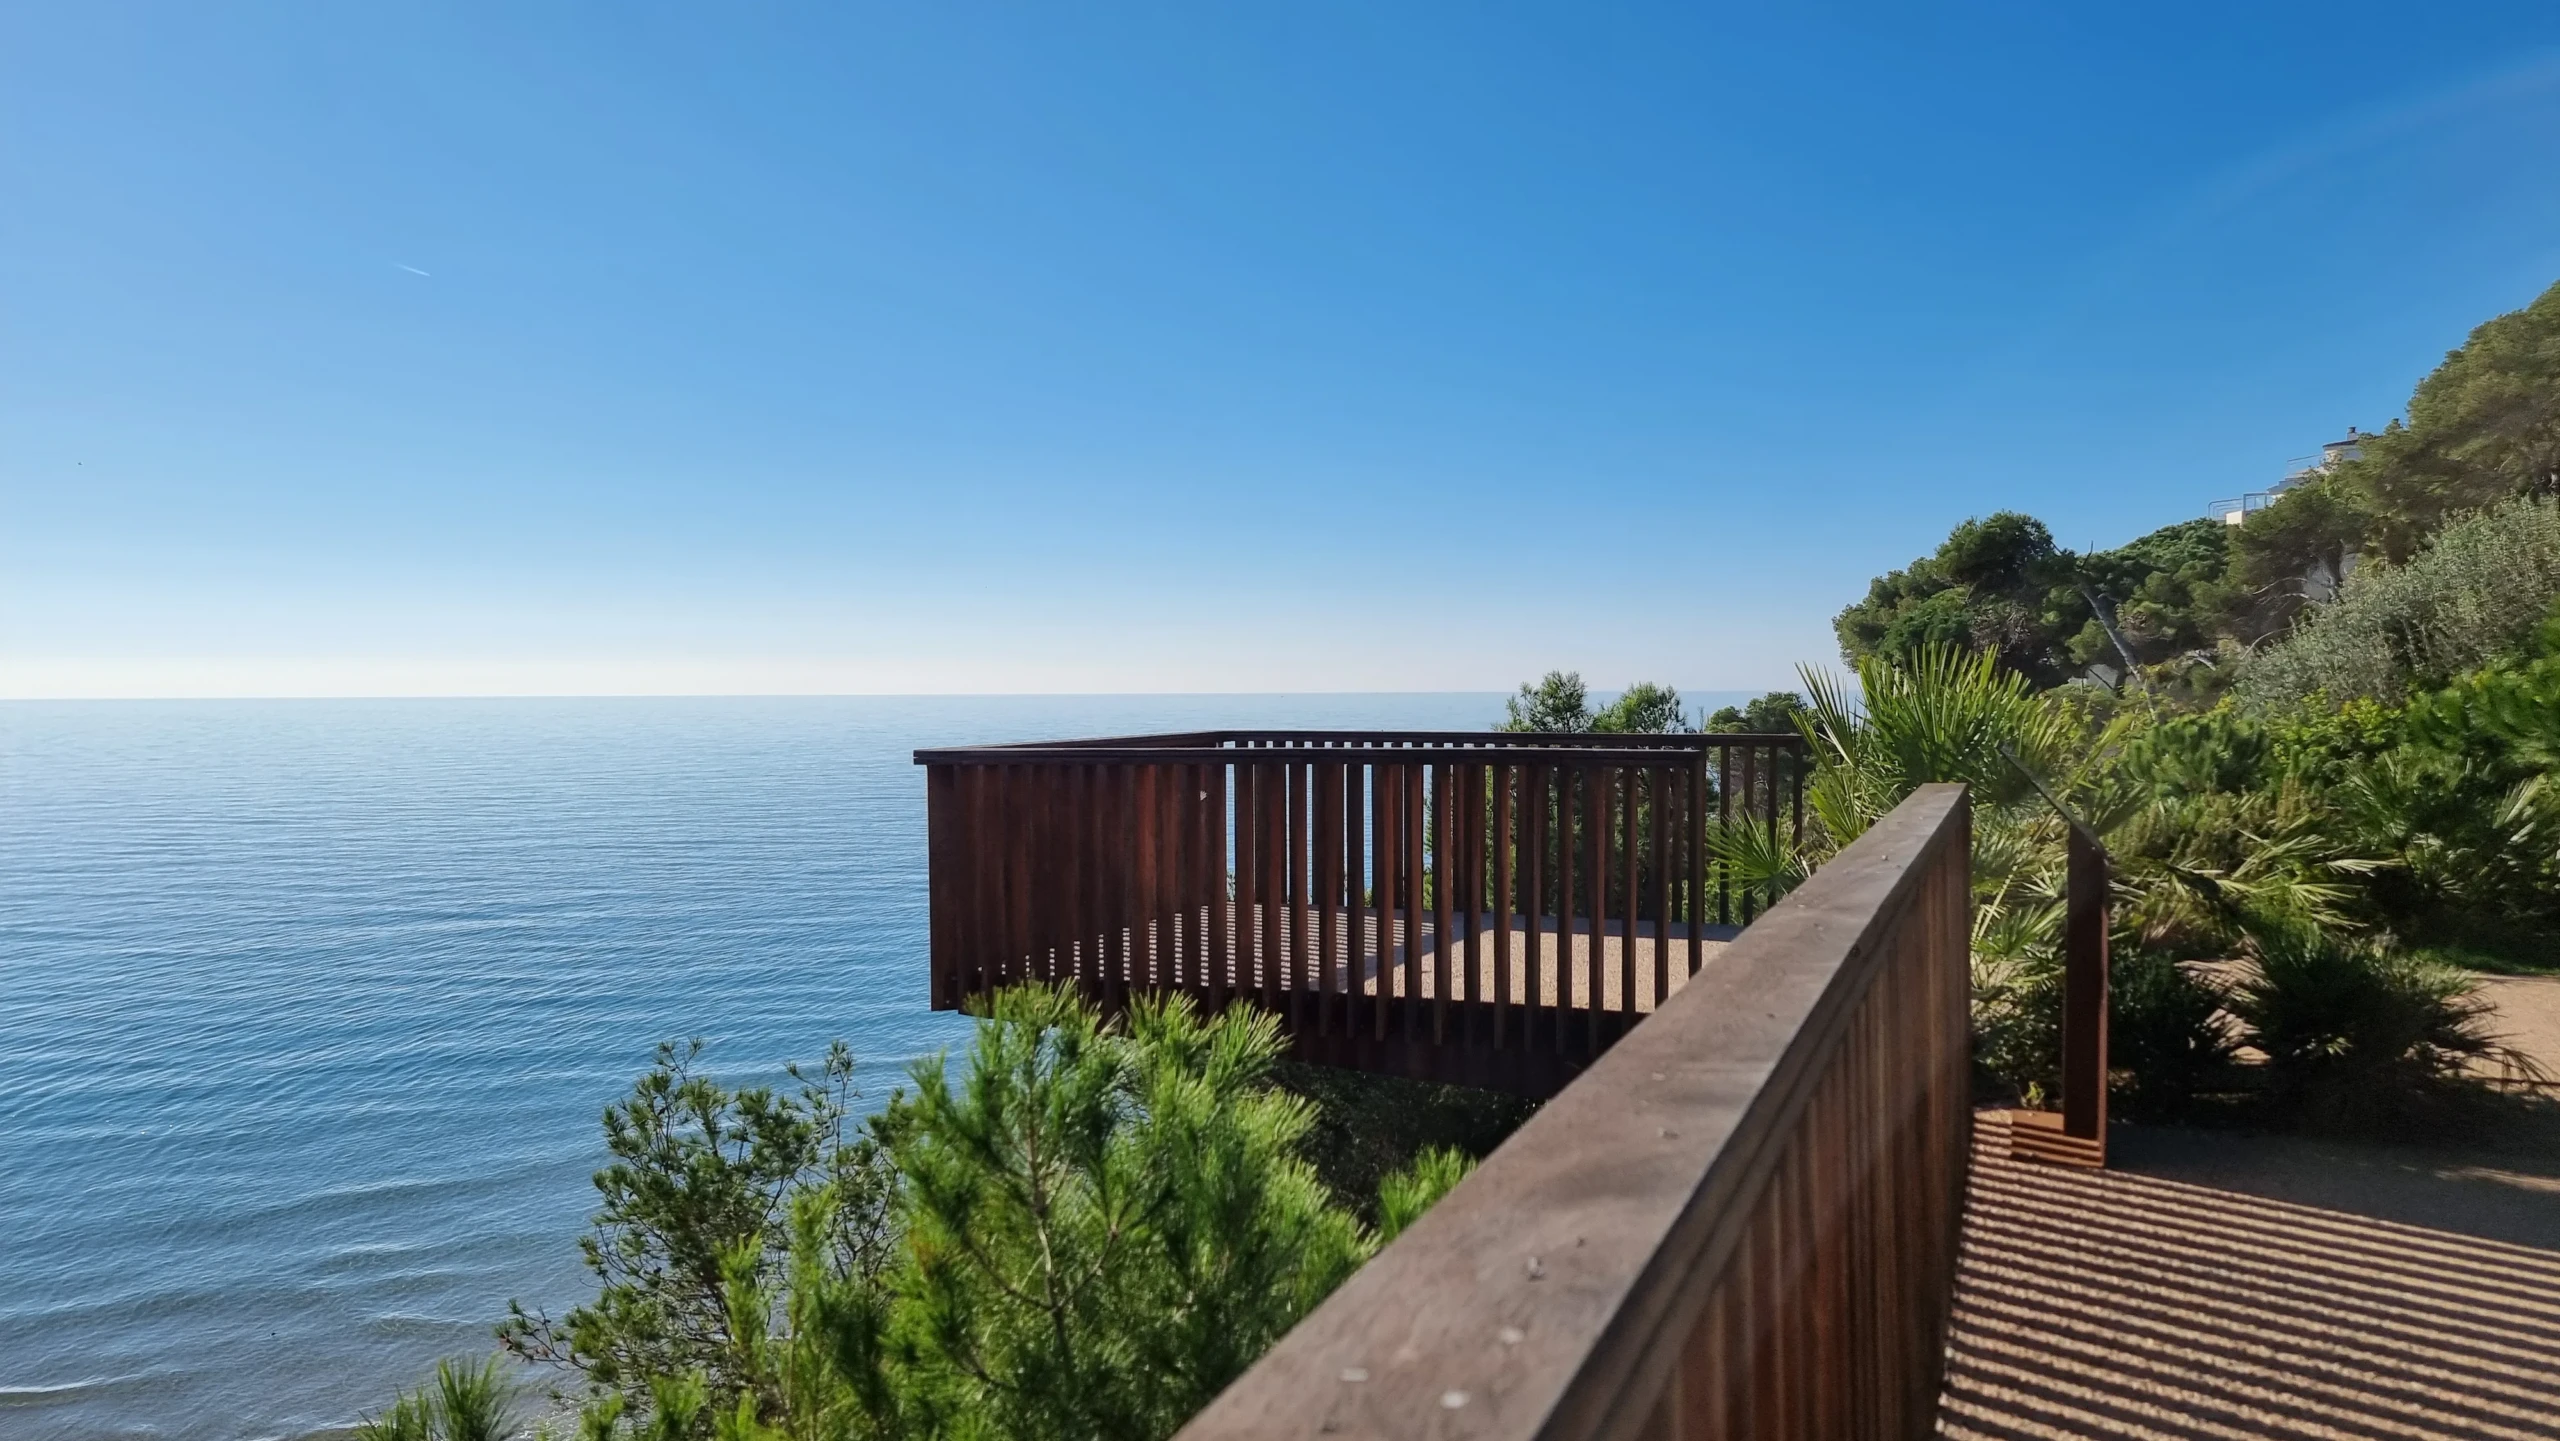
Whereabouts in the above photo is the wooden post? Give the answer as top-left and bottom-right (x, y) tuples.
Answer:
(2061, 825), (2110, 1156)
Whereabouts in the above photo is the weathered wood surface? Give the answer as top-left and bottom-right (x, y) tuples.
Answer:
(1176, 785), (1974, 1441)
(916, 730), (1809, 1096)
(2060, 825), (2111, 1154)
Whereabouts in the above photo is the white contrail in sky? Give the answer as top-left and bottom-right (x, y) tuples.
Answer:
(396, 263), (431, 276)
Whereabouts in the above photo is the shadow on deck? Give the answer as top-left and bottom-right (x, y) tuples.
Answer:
(1942, 1113), (2560, 1439)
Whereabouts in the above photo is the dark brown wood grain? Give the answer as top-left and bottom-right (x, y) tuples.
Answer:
(2062, 826), (2111, 1152)
(1403, 763), (1425, 1043)
(1174, 785), (1972, 1441)
(1434, 762), (1453, 1044)
(1494, 763), (1515, 1047)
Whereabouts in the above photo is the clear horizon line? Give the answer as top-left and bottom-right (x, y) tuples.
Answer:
(0, 686), (1809, 703)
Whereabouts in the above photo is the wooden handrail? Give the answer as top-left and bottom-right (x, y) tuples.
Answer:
(1177, 785), (1973, 1440)
(916, 732), (1805, 763)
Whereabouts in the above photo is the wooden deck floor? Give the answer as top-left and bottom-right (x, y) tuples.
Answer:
(1938, 1114), (2560, 1440)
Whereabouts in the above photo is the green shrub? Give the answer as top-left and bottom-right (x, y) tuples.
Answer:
(1970, 940), (2062, 1105)
(880, 989), (1376, 1440)
(2241, 496), (2560, 706)
(2105, 952), (2242, 1123)
(464, 990), (1474, 1441)
(1497, 671), (1691, 733)
(2264, 696), (2400, 789)
(357, 1358), (518, 1441)
(497, 1041), (897, 1414)
(1268, 1063), (1530, 1226)
(2226, 928), (2535, 1136)
(1376, 1147), (1473, 1244)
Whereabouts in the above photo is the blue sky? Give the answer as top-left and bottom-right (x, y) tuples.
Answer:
(7, 3), (2560, 697)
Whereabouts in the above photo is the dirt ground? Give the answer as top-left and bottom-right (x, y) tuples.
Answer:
(1940, 1111), (2560, 1439)
(2479, 974), (2560, 1086)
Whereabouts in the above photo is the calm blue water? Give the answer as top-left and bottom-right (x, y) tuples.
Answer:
(0, 693), (1635, 1441)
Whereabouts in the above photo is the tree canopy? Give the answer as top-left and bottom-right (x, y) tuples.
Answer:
(2234, 276), (2560, 606)
(1833, 511), (2235, 688)
(1838, 276), (2560, 691)
(1497, 671), (1691, 733)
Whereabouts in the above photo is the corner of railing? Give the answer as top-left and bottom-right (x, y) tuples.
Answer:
(1176, 783), (1973, 1441)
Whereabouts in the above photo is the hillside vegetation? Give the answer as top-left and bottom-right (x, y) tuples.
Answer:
(1835, 277), (2560, 703)
(1805, 280), (2560, 1121)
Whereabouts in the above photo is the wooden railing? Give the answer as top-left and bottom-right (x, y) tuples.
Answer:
(914, 730), (1808, 1094)
(1178, 785), (1974, 1441)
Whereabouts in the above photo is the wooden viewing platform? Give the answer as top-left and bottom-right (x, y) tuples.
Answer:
(916, 729), (1806, 1095)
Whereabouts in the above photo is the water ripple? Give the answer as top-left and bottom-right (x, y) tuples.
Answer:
(0, 694), (1513, 1440)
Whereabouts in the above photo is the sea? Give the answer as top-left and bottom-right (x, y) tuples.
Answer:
(0, 694), (1776, 1441)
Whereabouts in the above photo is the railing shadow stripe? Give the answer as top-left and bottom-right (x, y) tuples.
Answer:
(1962, 1204), (2560, 1365)
(1981, 1160), (2560, 1280)
(1946, 1325), (2457, 1441)
(1940, 1355), (2276, 1441)
(1958, 1250), (2560, 1405)
(1953, 1280), (2558, 1433)
(1955, 1187), (2560, 1341)
(1941, 1132), (2560, 1441)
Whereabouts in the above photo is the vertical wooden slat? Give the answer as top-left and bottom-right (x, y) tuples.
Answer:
(1402, 763), (1425, 1042)
(1113, 764), (1137, 1013)
(1717, 741), (1734, 926)
(1010, 766), (1033, 990)
(1432, 762), (1452, 1043)
(1619, 764), (1638, 1022)
(1735, 744), (1755, 923)
(1158, 760), (1181, 991)
(1316, 760), (1341, 1035)
(1261, 761), (1286, 1015)
(990, 767), (1015, 995)
(1209, 762), (1231, 1010)
(1228, 767), (1249, 1003)
(1092, 764), (1114, 1005)
(2063, 825), (2112, 1152)
(1552, 764), (1573, 1055)
(1791, 738), (1807, 851)
(1372, 761), (1394, 1040)
(1100, 762), (1121, 1003)
(1051, 763), (1073, 985)
(1288, 761), (1309, 1032)
(1650, 764), (1669, 1009)
(1135, 764), (1160, 989)
(1027, 764), (1052, 984)
(1687, 754), (1705, 977)
(1107, 762), (1129, 1002)
(1072, 765), (1094, 1002)
(1462, 762), (1485, 1034)
(1181, 760), (1203, 991)
(1354, 758), (1372, 1031)
(1586, 763), (1607, 1050)
(1121, 763), (1144, 1007)
(1065, 764), (1091, 1000)
(1493, 763), (1515, 1048)
(1204, 759), (1222, 996)
(963, 765), (990, 1006)
(925, 764), (957, 1009)
(1761, 742), (1780, 921)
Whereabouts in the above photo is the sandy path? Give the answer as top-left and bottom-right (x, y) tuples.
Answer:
(1942, 1116), (2560, 1440)
(2477, 974), (2560, 1085)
